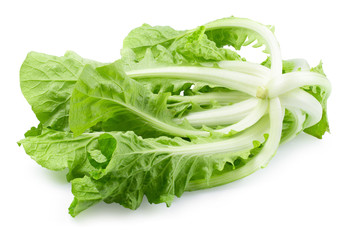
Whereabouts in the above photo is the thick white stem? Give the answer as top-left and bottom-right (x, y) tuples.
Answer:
(168, 91), (250, 105)
(254, 97), (284, 168)
(217, 60), (271, 80)
(280, 89), (323, 128)
(215, 99), (268, 134)
(126, 66), (265, 97)
(268, 71), (331, 98)
(177, 98), (259, 127)
(167, 116), (269, 155)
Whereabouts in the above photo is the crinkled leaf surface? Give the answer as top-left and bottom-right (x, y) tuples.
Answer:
(20, 51), (104, 130)
(68, 130), (265, 216)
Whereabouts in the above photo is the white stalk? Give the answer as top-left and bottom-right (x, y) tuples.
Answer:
(215, 99), (268, 134)
(176, 98), (259, 127)
(253, 97), (284, 168)
(126, 66), (265, 97)
(280, 89), (323, 128)
(168, 91), (250, 105)
(217, 60), (271, 80)
(268, 71), (331, 98)
(169, 116), (269, 155)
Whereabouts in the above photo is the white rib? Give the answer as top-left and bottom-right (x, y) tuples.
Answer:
(126, 66), (265, 97)
(280, 89), (323, 128)
(215, 99), (268, 134)
(178, 98), (259, 127)
(268, 71), (331, 98)
(217, 60), (271, 80)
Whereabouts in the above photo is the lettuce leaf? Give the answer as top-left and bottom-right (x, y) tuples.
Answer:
(20, 51), (104, 131)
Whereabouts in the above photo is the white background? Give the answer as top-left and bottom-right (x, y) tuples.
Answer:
(1, 0), (359, 239)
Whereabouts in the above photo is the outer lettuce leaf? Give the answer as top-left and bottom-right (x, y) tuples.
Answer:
(69, 176), (102, 217)
(19, 126), (266, 217)
(18, 127), (119, 181)
(18, 127), (99, 172)
(20, 51), (104, 130)
(68, 130), (265, 216)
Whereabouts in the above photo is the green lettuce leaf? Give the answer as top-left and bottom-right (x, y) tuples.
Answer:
(20, 51), (104, 130)
(69, 176), (102, 217)
(123, 23), (240, 64)
(123, 23), (185, 60)
(68, 128), (266, 216)
(18, 127), (99, 172)
(19, 124), (266, 217)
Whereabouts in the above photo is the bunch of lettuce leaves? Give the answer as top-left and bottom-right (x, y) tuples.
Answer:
(18, 17), (331, 217)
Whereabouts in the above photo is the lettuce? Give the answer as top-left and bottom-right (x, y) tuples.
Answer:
(18, 17), (331, 217)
